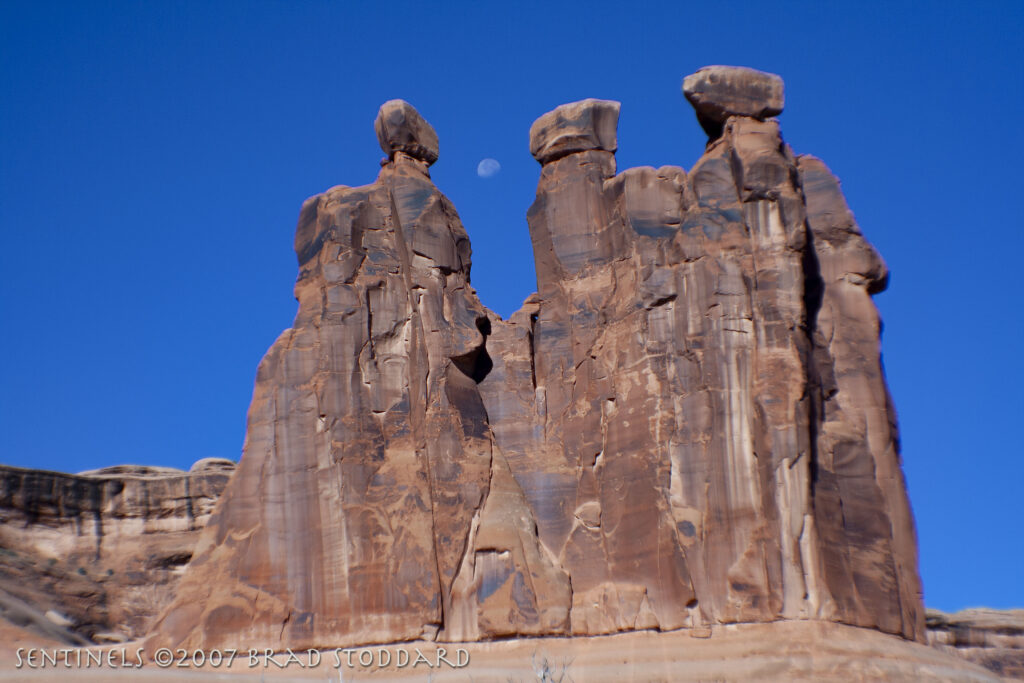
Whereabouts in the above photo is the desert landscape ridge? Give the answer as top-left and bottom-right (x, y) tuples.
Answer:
(2, 66), (1021, 682)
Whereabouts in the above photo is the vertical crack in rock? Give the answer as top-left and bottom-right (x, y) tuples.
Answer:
(145, 71), (924, 651)
(386, 185), (446, 635)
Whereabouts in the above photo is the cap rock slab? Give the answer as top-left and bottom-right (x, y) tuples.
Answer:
(375, 99), (440, 165)
(529, 98), (620, 164)
(683, 65), (785, 137)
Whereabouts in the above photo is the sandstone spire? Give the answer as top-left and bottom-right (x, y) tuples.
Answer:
(147, 73), (924, 651)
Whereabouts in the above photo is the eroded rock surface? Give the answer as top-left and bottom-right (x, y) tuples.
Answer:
(529, 98), (620, 164)
(482, 93), (922, 641)
(683, 65), (785, 137)
(375, 99), (440, 165)
(928, 608), (1024, 680)
(0, 460), (233, 642)
(147, 99), (567, 651)
(146, 74), (925, 651)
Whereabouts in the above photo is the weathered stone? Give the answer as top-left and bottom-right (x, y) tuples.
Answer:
(529, 99), (620, 164)
(188, 457), (236, 473)
(0, 460), (232, 641)
(146, 102), (565, 652)
(375, 99), (440, 165)
(683, 65), (785, 137)
(474, 85), (921, 641)
(138, 79), (925, 653)
(927, 608), (1024, 679)
(376, 99), (440, 165)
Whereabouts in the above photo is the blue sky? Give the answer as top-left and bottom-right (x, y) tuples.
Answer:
(1, 1), (1021, 613)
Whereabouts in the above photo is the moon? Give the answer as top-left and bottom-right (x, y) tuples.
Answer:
(476, 158), (501, 178)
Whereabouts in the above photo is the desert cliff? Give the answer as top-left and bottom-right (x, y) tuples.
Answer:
(146, 66), (923, 650)
(2, 66), (1018, 682)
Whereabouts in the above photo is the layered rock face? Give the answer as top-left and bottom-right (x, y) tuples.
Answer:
(0, 459), (233, 641)
(148, 67), (924, 651)
(483, 69), (921, 640)
(927, 609), (1024, 679)
(147, 102), (564, 650)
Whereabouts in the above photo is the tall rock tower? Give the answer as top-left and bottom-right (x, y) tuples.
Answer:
(147, 67), (923, 651)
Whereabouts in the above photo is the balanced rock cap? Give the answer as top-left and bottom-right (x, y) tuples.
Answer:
(529, 98), (620, 164)
(375, 99), (439, 165)
(683, 65), (784, 130)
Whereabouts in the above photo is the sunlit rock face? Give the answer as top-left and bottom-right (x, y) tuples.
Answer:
(486, 83), (921, 640)
(926, 608), (1024, 678)
(682, 65), (784, 138)
(148, 67), (924, 651)
(147, 100), (569, 651)
(0, 460), (233, 642)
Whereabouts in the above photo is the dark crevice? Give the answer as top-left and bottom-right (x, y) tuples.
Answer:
(476, 316), (491, 337)
(802, 224), (826, 490)
(867, 270), (890, 296)
(528, 312), (538, 390)
(451, 316), (493, 384)
(365, 288), (375, 358)
(446, 316), (493, 447)
(184, 476), (195, 532)
(147, 551), (193, 570)
(648, 293), (677, 309)
(697, 114), (725, 141)
(802, 227), (825, 335)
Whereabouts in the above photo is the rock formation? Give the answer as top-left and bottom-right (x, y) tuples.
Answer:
(0, 459), (233, 642)
(145, 67), (924, 652)
(147, 103), (525, 650)
(682, 65), (784, 137)
(927, 608), (1024, 679)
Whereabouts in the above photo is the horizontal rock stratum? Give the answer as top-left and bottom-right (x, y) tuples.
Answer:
(0, 460), (234, 642)
(145, 67), (925, 653)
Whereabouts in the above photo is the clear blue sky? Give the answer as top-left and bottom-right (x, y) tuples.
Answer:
(1, 1), (1021, 613)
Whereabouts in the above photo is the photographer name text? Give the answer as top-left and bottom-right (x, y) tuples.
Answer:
(14, 646), (470, 671)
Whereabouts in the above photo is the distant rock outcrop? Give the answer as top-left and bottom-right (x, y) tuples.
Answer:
(927, 608), (1024, 679)
(140, 66), (927, 653)
(0, 460), (233, 642)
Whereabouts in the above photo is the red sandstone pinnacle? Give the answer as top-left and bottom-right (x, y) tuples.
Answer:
(145, 83), (924, 652)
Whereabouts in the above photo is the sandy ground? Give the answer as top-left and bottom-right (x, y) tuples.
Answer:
(0, 620), (1006, 682)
